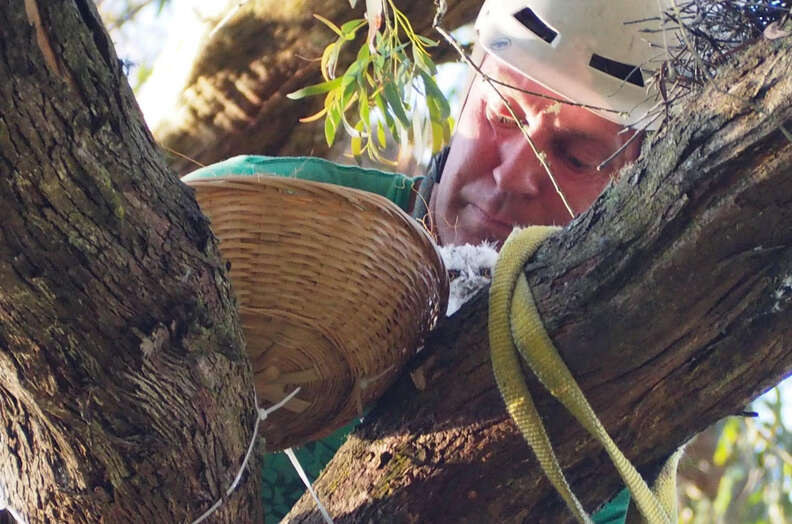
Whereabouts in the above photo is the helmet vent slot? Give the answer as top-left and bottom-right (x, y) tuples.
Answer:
(589, 54), (644, 87)
(512, 8), (558, 44)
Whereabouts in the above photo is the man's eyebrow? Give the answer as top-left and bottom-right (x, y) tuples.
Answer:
(554, 129), (619, 151)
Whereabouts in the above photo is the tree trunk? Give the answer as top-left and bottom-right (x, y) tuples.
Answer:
(0, 2), (259, 522)
(286, 36), (792, 523)
(145, 0), (484, 175)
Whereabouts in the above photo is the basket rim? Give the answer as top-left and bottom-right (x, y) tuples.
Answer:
(184, 173), (449, 305)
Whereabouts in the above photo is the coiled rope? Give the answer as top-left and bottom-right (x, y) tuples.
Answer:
(489, 226), (681, 524)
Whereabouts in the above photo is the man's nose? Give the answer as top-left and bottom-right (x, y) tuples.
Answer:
(491, 119), (552, 197)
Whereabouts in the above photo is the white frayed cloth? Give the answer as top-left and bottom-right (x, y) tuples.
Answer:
(439, 242), (499, 316)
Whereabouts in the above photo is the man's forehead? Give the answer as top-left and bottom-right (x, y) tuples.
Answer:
(477, 53), (630, 145)
(479, 55), (557, 99)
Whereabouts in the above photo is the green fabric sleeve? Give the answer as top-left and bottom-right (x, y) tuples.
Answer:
(592, 487), (631, 524)
(181, 155), (423, 212)
(261, 421), (358, 523)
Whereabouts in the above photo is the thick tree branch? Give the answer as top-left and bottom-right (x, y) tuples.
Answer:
(287, 36), (792, 523)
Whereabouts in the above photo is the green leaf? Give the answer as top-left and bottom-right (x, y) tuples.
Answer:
(342, 72), (358, 102)
(286, 78), (342, 100)
(421, 72), (450, 120)
(341, 56), (366, 101)
(412, 44), (437, 75)
(357, 41), (371, 60)
(374, 92), (394, 129)
(341, 18), (367, 40)
(444, 116), (454, 143)
(373, 50), (386, 71)
(376, 120), (387, 148)
(416, 35), (439, 47)
(358, 87), (370, 127)
(325, 102), (342, 147)
(383, 82), (410, 128)
(350, 121), (365, 159)
(321, 40), (342, 80)
(313, 14), (345, 38)
(430, 121), (443, 154)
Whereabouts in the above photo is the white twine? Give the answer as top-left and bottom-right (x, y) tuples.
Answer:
(2, 382), (331, 523)
(284, 448), (334, 524)
(354, 366), (394, 414)
(191, 386), (302, 524)
(0, 375), (311, 522)
(1, 385), (320, 523)
(359, 366), (394, 391)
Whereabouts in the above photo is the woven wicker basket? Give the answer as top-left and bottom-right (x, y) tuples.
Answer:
(184, 174), (448, 451)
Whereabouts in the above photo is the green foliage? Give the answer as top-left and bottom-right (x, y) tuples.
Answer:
(132, 63), (154, 93)
(287, 1), (453, 164)
(681, 386), (792, 524)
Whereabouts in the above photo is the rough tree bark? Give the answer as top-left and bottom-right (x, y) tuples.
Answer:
(0, 2), (259, 522)
(1, 1), (790, 523)
(286, 37), (792, 523)
(146, 0), (484, 175)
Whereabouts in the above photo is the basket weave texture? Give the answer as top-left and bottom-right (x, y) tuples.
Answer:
(185, 175), (448, 451)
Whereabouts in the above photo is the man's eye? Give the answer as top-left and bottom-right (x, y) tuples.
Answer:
(553, 137), (607, 173)
(486, 106), (526, 128)
(494, 113), (528, 128)
(564, 151), (601, 172)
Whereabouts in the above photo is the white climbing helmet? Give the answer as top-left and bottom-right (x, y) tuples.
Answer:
(475, 0), (678, 129)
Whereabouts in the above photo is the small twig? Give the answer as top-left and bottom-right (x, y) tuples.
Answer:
(209, 1), (250, 38)
(666, 0), (785, 128)
(485, 76), (624, 116)
(432, 0), (447, 29)
(596, 126), (646, 172)
(161, 145), (206, 169)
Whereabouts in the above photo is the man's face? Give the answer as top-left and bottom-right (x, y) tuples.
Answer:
(431, 55), (642, 246)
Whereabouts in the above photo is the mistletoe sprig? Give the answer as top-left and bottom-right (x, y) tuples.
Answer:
(287, 0), (453, 164)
